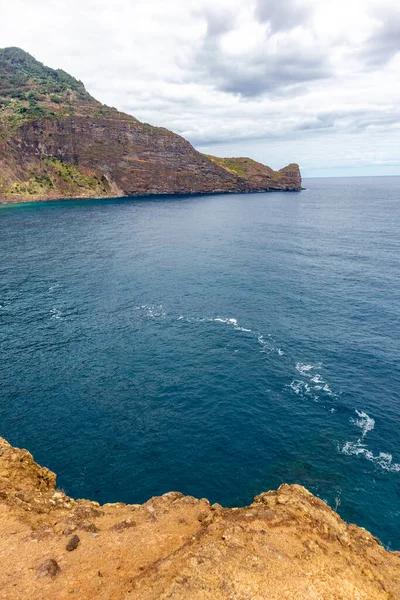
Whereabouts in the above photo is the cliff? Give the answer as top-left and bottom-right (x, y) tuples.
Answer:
(0, 48), (301, 203)
(0, 437), (398, 599)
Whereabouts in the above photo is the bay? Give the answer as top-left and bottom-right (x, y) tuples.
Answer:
(1, 176), (399, 548)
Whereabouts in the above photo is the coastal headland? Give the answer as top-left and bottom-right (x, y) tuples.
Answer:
(0, 437), (399, 599)
(0, 47), (301, 204)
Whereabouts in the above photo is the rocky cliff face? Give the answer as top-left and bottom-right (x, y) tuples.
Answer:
(0, 437), (399, 600)
(0, 48), (301, 203)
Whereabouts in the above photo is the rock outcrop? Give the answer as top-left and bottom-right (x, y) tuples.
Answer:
(0, 47), (301, 203)
(0, 437), (399, 599)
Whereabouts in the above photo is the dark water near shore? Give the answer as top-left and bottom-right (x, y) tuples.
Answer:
(1, 177), (399, 548)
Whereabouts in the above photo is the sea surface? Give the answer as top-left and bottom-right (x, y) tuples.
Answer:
(0, 177), (399, 548)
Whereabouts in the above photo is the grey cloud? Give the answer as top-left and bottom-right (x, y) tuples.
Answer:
(291, 108), (400, 137)
(201, 7), (235, 37)
(183, 105), (400, 146)
(359, 6), (400, 66)
(295, 114), (336, 131)
(189, 9), (330, 97)
(255, 0), (312, 32)
(217, 53), (329, 97)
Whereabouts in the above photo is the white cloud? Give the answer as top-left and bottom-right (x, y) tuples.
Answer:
(0, 0), (399, 176)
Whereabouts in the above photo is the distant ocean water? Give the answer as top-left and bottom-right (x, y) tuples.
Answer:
(0, 177), (399, 549)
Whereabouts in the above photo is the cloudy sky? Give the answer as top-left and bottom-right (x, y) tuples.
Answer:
(1, 0), (399, 176)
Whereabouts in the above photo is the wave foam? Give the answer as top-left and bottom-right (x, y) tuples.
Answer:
(350, 410), (375, 438)
(137, 308), (284, 357)
(340, 409), (399, 472)
(342, 441), (400, 473)
(257, 334), (275, 354)
(296, 363), (316, 376)
(213, 317), (251, 333)
(214, 317), (237, 326)
(294, 362), (336, 398)
(290, 379), (318, 401)
(212, 317), (283, 356)
(136, 304), (166, 319)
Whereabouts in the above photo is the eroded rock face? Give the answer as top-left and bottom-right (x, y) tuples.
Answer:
(0, 436), (399, 600)
(0, 437), (56, 494)
(0, 47), (302, 202)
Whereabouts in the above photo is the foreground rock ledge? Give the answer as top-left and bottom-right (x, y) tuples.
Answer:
(0, 437), (399, 599)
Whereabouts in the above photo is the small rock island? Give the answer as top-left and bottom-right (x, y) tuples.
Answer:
(0, 47), (301, 203)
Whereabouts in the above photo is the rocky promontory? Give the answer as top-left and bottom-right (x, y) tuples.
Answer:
(0, 47), (301, 203)
(0, 437), (399, 599)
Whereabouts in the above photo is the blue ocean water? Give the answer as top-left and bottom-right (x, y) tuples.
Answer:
(0, 177), (399, 548)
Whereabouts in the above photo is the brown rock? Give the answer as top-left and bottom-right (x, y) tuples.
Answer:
(66, 534), (80, 552)
(77, 521), (99, 533)
(111, 519), (136, 531)
(37, 558), (60, 578)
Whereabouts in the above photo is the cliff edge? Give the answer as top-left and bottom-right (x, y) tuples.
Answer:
(0, 47), (301, 203)
(0, 437), (399, 599)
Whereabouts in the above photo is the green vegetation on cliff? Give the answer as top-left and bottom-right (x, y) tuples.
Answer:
(3, 156), (110, 199)
(0, 47), (93, 104)
(206, 155), (292, 182)
(0, 47), (123, 136)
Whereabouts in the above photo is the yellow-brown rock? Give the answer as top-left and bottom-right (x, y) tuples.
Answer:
(0, 437), (399, 599)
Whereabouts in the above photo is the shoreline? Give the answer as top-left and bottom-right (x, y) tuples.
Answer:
(0, 186), (303, 206)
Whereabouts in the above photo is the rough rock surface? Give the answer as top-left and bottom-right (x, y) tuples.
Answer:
(0, 47), (301, 203)
(0, 437), (399, 599)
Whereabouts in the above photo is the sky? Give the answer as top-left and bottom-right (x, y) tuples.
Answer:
(1, 0), (399, 177)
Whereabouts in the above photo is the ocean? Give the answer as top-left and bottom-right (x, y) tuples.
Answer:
(0, 176), (399, 548)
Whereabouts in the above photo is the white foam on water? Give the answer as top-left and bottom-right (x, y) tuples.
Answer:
(48, 284), (59, 292)
(137, 304), (166, 319)
(212, 316), (284, 357)
(350, 409), (375, 438)
(341, 441), (400, 473)
(181, 316), (206, 323)
(340, 409), (400, 473)
(290, 380), (304, 395)
(214, 317), (250, 333)
(289, 380), (318, 401)
(295, 362), (336, 398)
(214, 317), (237, 326)
(323, 384), (334, 396)
(141, 309), (284, 357)
(296, 363), (315, 376)
(257, 334), (275, 354)
(50, 307), (62, 319)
